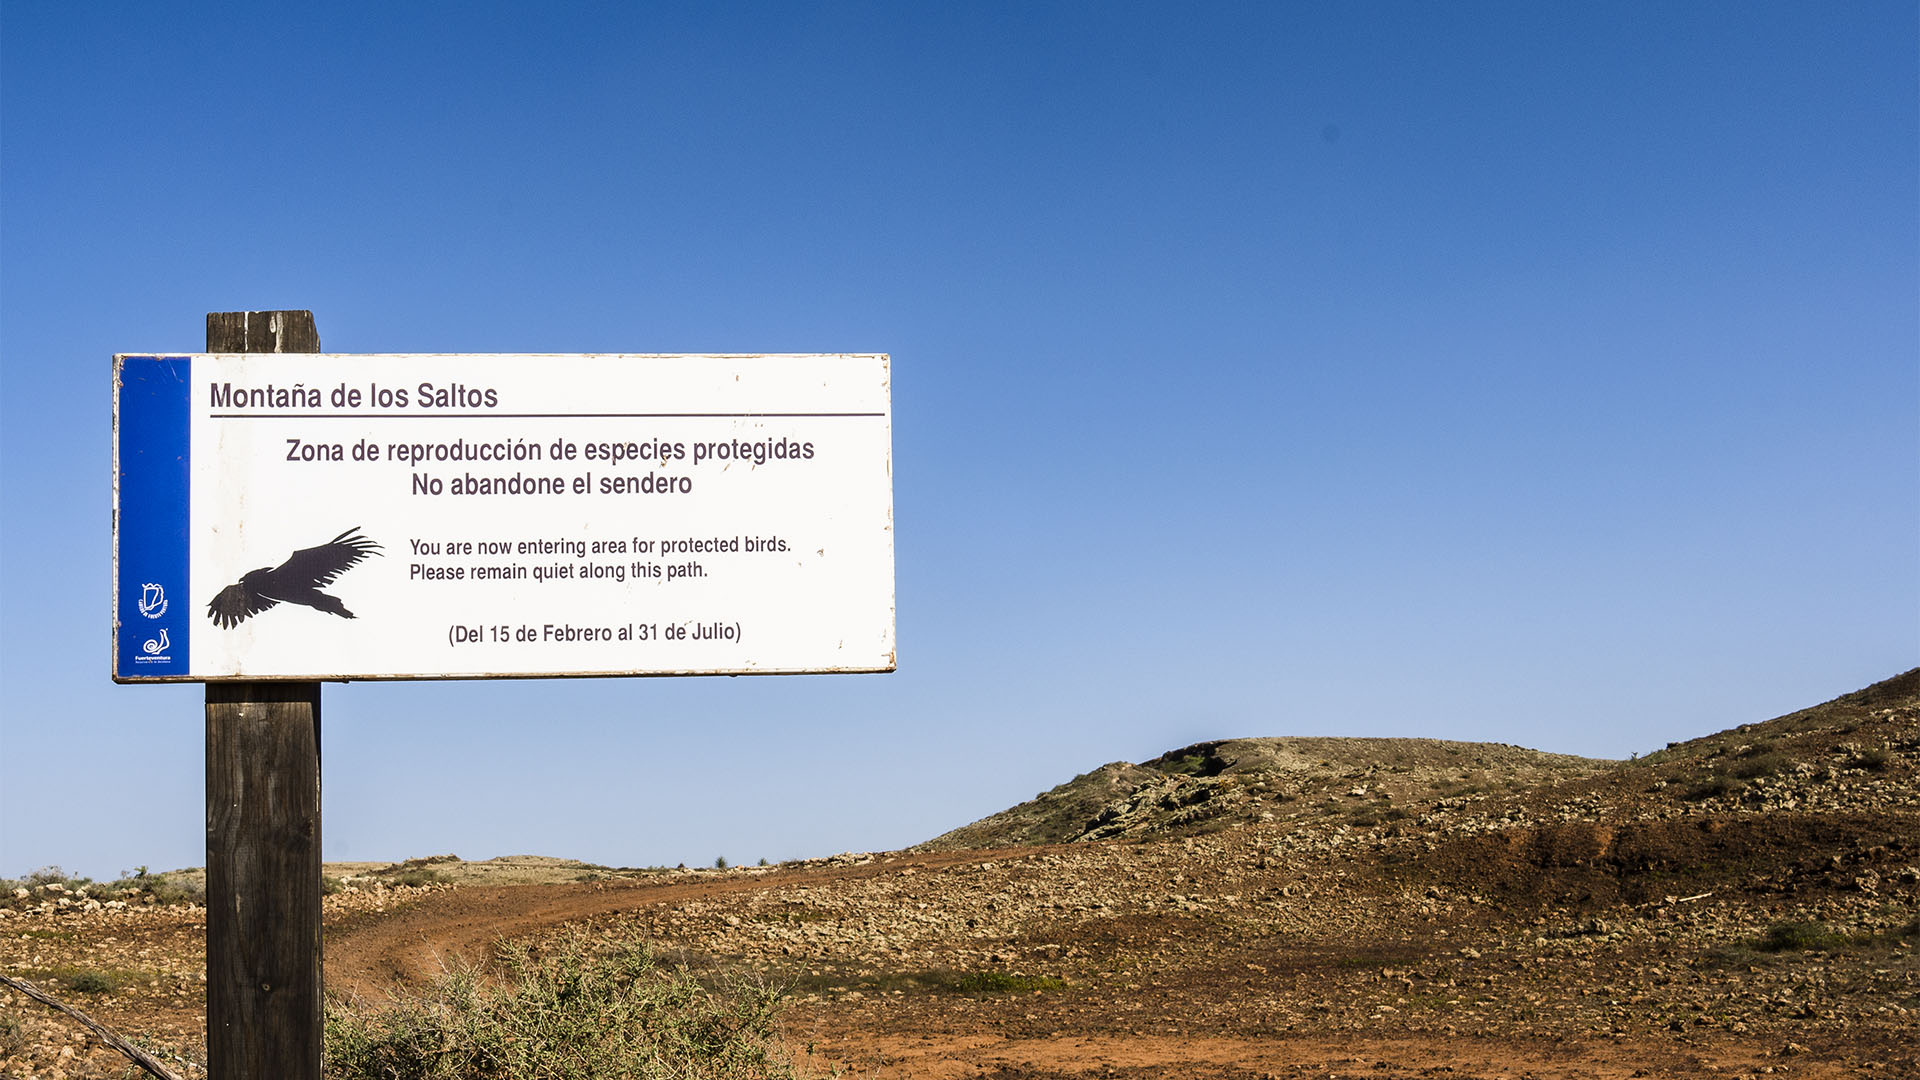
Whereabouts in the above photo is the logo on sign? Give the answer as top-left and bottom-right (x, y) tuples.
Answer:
(142, 629), (170, 656)
(138, 583), (169, 619)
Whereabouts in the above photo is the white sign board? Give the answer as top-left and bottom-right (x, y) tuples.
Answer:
(114, 353), (894, 681)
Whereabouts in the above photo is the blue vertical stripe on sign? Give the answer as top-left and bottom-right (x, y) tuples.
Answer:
(116, 356), (192, 679)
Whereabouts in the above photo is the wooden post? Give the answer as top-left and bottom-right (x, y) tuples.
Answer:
(205, 311), (324, 1079)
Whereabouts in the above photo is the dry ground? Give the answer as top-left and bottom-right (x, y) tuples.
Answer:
(4, 672), (1915, 1078)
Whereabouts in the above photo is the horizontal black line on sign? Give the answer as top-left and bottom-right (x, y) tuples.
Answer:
(208, 412), (888, 419)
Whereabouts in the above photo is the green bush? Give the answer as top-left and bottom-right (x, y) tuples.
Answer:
(324, 927), (802, 1080)
(1160, 753), (1210, 777)
(1, 865), (207, 908)
(1731, 752), (1788, 780)
(1682, 775), (1740, 801)
(935, 971), (1065, 994)
(62, 970), (117, 994)
(382, 868), (445, 889)
(1851, 748), (1890, 772)
(143, 874), (206, 906)
(1756, 920), (1847, 953)
(788, 967), (1065, 999)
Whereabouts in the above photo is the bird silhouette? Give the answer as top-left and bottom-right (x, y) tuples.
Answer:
(206, 527), (381, 629)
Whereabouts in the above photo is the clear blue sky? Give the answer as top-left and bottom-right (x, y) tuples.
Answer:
(3, 2), (1914, 880)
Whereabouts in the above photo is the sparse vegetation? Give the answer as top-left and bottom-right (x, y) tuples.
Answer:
(1755, 920), (1849, 953)
(10, 964), (146, 994)
(1708, 916), (1915, 968)
(1851, 747), (1890, 772)
(61, 969), (116, 994)
(1159, 753), (1213, 777)
(382, 868), (446, 889)
(1731, 751), (1789, 781)
(324, 927), (801, 1080)
(1683, 775), (1740, 802)
(361, 855), (461, 890)
(794, 968), (1067, 997)
(145, 873), (206, 906)
(940, 971), (1065, 994)
(0, 1012), (23, 1057)
(0, 864), (204, 909)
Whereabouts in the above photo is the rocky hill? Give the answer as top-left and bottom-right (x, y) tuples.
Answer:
(918, 668), (1920, 852)
(916, 736), (1610, 851)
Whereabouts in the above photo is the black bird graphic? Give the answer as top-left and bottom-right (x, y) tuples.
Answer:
(206, 527), (381, 629)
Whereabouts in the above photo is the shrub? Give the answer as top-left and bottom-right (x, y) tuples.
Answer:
(937, 971), (1065, 994)
(1731, 752), (1788, 781)
(324, 927), (801, 1080)
(1756, 921), (1847, 953)
(0, 865), (209, 908)
(383, 868), (445, 889)
(62, 970), (117, 994)
(1683, 776), (1739, 802)
(1850, 748), (1890, 772)
(145, 874), (206, 906)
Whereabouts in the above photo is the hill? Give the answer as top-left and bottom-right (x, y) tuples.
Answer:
(918, 668), (1920, 851)
(916, 736), (1611, 851)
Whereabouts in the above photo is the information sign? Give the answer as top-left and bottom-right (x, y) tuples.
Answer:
(113, 353), (894, 681)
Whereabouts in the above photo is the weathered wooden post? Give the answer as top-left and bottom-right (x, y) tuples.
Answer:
(203, 311), (324, 1079)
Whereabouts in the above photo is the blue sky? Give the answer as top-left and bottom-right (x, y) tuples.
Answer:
(3, 2), (1915, 879)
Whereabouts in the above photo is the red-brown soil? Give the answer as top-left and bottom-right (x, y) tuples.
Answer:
(4, 672), (1915, 1078)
